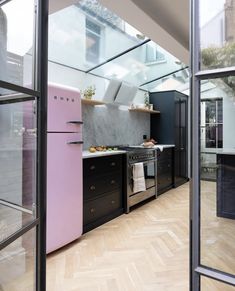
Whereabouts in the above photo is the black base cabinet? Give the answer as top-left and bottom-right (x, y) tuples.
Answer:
(83, 154), (125, 233)
(150, 90), (188, 188)
(217, 154), (235, 219)
(157, 147), (174, 194)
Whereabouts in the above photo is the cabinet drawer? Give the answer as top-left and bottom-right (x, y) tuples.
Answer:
(84, 190), (122, 225)
(157, 148), (173, 161)
(84, 173), (122, 200)
(157, 162), (172, 175)
(83, 155), (123, 177)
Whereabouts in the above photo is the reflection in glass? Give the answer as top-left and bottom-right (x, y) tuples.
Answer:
(140, 67), (190, 92)
(48, 0), (146, 71)
(0, 227), (36, 291)
(201, 276), (235, 291)
(200, 78), (235, 275)
(0, 0), (35, 89)
(92, 40), (183, 86)
(0, 204), (34, 243)
(200, 0), (235, 70)
(0, 98), (37, 210)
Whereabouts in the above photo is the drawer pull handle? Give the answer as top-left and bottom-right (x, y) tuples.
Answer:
(90, 185), (96, 191)
(168, 164), (171, 168)
(90, 208), (95, 213)
(90, 165), (95, 170)
(111, 200), (115, 204)
(111, 162), (116, 166)
(111, 180), (116, 184)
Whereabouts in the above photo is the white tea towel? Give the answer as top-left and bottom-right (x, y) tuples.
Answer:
(133, 162), (146, 193)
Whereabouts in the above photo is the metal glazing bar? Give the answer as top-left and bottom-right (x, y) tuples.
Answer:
(196, 267), (235, 286)
(0, 80), (40, 97)
(195, 66), (235, 80)
(0, 200), (33, 215)
(86, 39), (151, 73)
(139, 66), (189, 87)
(0, 219), (39, 251)
(0, 93), (35, 103)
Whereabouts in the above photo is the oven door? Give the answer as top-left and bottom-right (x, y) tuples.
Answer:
(129, 159), (156, 193)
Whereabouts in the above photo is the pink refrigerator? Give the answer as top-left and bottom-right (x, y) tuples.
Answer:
(46, 83), (83, 253)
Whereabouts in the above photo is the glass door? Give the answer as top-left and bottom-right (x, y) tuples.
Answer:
(0, 0), (48, 290)
(191, 0), (235, 290)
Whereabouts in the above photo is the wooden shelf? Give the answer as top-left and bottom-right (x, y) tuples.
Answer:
(81, 98), (106, 106)
(129, 108), (160, 114)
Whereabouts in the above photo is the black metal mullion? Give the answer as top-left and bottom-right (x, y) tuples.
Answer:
(0, 80), (40, 97)
(36, 0), (48, 289)
(190, 0), (201, 290)
(86, 39), (151, 73)
(139, 66), (189, 87)
(0, 219), (39, 251)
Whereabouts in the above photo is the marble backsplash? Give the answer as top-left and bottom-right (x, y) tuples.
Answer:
(82, 104), (150, 149)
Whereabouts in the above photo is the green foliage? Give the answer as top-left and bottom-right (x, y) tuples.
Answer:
(81, 85), (96, 99)
(201, 43), (235, 92)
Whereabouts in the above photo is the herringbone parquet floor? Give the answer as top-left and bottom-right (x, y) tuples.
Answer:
(1, 183), (235, 290)
(47, 184), (190, 291)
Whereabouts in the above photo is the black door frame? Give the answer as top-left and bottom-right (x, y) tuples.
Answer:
(0, 0), (48, 290)
(190, 0), (235, 289)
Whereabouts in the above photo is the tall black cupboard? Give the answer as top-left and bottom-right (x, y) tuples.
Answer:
(150, 90), (188, 187)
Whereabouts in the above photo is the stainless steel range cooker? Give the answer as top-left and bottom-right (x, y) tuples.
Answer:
(118, 146), (157, 213)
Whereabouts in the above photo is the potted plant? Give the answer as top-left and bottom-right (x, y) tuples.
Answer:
(82, 85), (96, 100)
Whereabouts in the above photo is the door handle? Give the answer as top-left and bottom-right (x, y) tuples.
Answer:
(67, 120), (83, 124)
(67, 141), (83, 145)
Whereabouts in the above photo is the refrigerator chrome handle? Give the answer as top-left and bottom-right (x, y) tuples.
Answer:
(67, 141), (84, 145)
(67, 120), (83, 124)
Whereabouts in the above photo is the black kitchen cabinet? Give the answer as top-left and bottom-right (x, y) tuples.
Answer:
(150, 90), (188, 187)
(83, 154), (125, 233)
(157, 147), (174, 194)
(217, 154), (235, 219)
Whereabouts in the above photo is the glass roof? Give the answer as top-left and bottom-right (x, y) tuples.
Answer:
(48, 0), (186, 90)
(91, 40), (184, 87)
(141, 67), (190, 92)
(48, 0), (147, 72)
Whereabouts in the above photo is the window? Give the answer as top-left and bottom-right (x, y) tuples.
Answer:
(145, 44), (165, 63)
(85, 18), (102, 64)
(201, 99), (223, 148)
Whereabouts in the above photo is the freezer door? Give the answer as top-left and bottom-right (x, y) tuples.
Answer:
(47, 84), (82, 133)
(47, 132), (83, 253)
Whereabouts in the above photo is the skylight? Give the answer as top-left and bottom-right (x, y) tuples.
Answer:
(48, 0), (186, 90)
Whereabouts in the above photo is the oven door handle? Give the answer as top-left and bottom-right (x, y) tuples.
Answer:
(130, 159), (157, 166)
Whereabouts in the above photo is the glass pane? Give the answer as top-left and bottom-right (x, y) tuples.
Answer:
(200, 78), (235, 275)
(0, 97), (37, 210)
(200, 0), (235, 70)
(141, 67), (190, 92)
(0, 0), (35, 89)
(0, 203), (34, 243)
(92, 40), (184, 86)
(201, 276), (235, 291)
(48, 0), (146, 71)
(0, 227), (36, 291)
